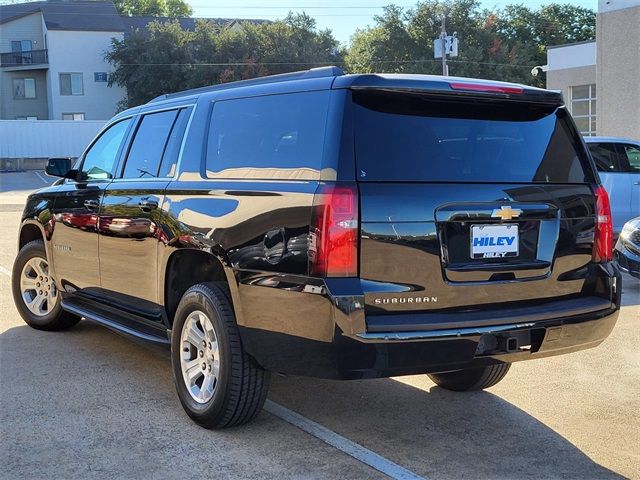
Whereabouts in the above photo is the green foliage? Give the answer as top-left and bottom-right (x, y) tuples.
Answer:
(107, 14), (342, 108)
(107, 1), (596, 108)
(345, 1), (595, 86)
(113, 0), (193, 17)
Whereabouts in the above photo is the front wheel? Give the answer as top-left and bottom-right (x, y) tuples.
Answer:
(11, 240), (80, 331)
(428, 363), (511, 392)
(171, 282), (270, 428)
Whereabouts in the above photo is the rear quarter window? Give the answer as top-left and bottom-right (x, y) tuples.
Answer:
(353, 91), (592, 184)
(205, 91), (330, 180)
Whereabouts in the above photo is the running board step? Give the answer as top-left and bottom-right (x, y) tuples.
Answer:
(61, 297), (170, 345)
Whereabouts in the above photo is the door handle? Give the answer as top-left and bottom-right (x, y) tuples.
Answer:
(84, 199), (99, 210)
(138, 199), (158, 211)
(633, 181), (640, 185)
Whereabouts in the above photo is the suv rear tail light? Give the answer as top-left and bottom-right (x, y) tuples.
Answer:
(310, 183), (359, 277)
(592, 185), (613, 262)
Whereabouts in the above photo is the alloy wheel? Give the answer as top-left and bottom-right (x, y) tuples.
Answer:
(20, 257), (58, 317)
(180, 310), (220, 404)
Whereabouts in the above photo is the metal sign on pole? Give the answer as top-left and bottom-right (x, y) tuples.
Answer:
(433, 14), (458, 76)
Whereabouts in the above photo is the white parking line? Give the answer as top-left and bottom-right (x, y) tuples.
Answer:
(264, 400), (426, 480)
(35, 171), (49, 184)
(0, 266), (10, 278)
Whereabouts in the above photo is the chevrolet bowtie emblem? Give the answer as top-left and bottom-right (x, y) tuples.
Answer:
(491, 206), (523, 221)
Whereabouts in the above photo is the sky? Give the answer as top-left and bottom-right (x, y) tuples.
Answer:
(190, 0), (599, 45)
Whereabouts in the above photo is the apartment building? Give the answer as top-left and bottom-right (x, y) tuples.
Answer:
(0, 1), (126, 120)
(547, 0), (640, 139)
(0, 1), (268, 121)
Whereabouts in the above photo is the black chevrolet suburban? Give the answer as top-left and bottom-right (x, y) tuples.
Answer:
(12, 67), (621, 428)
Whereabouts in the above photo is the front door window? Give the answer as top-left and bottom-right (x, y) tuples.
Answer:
(80, 119), (132, 181)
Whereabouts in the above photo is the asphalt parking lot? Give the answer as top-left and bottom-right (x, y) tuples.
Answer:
(1, 172), (639, 479)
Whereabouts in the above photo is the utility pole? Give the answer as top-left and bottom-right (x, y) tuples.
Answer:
(440, 14), (448, 76)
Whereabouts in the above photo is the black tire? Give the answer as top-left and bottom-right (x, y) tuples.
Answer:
(171, 281), (270, 428)
(11, 240), (80, 331)
(428, 363), (511, 392)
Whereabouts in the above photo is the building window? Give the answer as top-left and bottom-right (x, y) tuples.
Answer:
(60, 73), (84, 95)
(62, 113), (85, 121)
(11, 40), (33, 63)
(570, 84), (596, 136)
(16, 116), (38, 120)
(13, 78), (36, 99)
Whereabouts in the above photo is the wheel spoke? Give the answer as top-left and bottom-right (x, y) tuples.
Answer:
(34, 295), (47, 314)
(32, 259), (46, 279)
(21, 277), (38, 290)
(185, 322), (205, 348)
(201, 372), (215, 398)
(25, 294), (45, 314)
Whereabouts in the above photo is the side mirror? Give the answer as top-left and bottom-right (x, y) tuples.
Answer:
(45, 158), (76, 179)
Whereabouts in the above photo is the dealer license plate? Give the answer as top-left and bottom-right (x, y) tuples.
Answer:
(471, 224), (519, 259)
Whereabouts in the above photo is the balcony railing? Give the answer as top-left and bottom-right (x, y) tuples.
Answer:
(0, 49), (48, 67)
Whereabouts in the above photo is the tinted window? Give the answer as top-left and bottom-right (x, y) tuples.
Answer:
(122, 109), (179, 178)
(81, 118), (131, 181)
(206, 91), (329, 180)
(353, 91), (591, 183)
(621, 144), (640, 172)
(158, 108), (191, 178)
(587, 143), (622, 172)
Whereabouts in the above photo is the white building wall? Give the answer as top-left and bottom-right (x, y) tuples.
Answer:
(46, 30), (125, 121)
(0, 119), (104, 158)
(547, 41), (596, 71)
(596, 1), (640, 139)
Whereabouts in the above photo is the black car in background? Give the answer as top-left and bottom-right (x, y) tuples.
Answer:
(12, 67), (621, 428)
(615, 217), (640, 278)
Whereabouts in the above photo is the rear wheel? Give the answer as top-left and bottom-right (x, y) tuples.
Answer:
(11, 240), (80, 331)
(428, 363), (511, 392)
(171, 282), (270, 428)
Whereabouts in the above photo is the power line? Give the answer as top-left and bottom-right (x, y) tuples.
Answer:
(118, 58), (540, 68)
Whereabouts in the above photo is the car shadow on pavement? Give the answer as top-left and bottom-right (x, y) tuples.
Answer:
(268, 372), (625, 479)
(0, 321), (627, 480)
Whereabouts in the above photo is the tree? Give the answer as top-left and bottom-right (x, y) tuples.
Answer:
(345, 0), (595, 86)
(106, 14), (343, 108)
(114, 0), (193, 17)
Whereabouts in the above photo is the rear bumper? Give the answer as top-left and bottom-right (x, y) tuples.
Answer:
(240, 305), (619, 379)
(235, 265), (621, 380)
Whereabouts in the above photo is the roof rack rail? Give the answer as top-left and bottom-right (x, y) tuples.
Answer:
(148, 66), (344, 103)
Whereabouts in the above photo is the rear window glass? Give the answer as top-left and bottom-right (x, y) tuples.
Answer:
(206, 91), (330, 180)
(353, 91), (591, 183)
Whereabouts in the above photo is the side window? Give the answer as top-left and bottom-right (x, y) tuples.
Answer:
(158, 108), (191, 178)
(122, 109), (179, 178)
(80, 118), (132, 181)
(620, 144), (640, 172)
(588, 143), (622, 172)
(206, 91), (330, 180)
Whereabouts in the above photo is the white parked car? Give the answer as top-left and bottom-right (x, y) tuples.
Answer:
(584, 137), (640, 234)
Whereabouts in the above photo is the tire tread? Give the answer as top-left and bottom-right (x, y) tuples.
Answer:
(428, 363), (511, 392)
